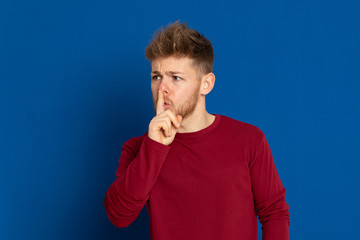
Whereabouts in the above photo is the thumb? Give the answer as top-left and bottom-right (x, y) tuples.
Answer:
(176, 115), (183, 124)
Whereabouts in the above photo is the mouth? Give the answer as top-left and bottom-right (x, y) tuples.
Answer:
(164, 101), (171, 109)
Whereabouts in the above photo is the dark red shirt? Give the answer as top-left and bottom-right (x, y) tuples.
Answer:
(104, 114), (290, 240)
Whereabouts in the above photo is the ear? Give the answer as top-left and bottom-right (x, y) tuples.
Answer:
(200, 72), (215, 96)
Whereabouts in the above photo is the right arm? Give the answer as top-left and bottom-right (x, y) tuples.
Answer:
(104, 135), (170, 227)
(104, 88), (182, 227)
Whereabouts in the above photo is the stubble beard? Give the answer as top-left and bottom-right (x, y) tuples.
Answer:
(172, 84), (200, 119)
(153, 83), (201, 119)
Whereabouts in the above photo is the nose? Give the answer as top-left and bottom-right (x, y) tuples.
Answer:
(159, 79), (169, 95)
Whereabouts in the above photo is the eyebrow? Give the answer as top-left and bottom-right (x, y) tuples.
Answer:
(151, 71), (185, 75)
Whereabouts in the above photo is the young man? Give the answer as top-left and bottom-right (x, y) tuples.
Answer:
(104, 21), (290, 240)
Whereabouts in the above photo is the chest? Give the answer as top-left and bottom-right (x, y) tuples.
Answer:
(153, 139), (252, 196)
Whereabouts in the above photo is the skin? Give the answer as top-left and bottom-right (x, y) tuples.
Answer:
(148, 55), (216, 145)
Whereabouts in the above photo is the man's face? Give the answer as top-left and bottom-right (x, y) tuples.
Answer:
(151, 56), (202, 118)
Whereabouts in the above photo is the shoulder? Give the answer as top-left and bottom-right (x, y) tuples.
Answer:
(216, 114), (265, 141)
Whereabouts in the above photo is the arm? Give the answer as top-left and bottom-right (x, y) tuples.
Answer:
(249, 131), (290, 240)
(105, 88), (182, 228)
(104, 134), (170, 227)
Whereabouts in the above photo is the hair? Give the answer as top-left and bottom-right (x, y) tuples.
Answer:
(145, 21), (214, 75)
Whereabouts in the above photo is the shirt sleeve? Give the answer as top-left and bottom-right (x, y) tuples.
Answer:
(249, 131), (290, 240)
(104, 134), (170, 228)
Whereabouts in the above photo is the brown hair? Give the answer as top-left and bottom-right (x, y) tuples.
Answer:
(145, 21), (214, 75)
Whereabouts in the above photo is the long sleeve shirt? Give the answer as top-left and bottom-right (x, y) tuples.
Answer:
(104, 114), (290, 240)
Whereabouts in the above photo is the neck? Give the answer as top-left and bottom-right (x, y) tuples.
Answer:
(177, 109), (215, 133)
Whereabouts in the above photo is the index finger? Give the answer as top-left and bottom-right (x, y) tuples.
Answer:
(156, 89), (165, 115)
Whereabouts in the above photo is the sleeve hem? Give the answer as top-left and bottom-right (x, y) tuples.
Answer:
(143, 134), (171, 153)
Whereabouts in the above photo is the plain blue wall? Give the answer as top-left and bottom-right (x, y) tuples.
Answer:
(1, 0), (359, 239)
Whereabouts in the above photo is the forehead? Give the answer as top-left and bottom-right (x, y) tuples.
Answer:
(151, 56), (196, 73)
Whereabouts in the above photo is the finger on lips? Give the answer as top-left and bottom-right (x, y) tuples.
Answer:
(156, 89), (165, 115)
(156, 89), (182, 135)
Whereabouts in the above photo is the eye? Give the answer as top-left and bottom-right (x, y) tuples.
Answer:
(152, 75), (161, 80)
(173, 76), (182, 81)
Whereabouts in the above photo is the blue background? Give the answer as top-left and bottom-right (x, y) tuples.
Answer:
(1, 0), (359, 239)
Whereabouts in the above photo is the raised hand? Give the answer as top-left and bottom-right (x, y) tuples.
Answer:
(148, 89), (182, 145)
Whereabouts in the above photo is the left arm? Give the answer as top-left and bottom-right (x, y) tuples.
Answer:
(249, 131), (290, 240)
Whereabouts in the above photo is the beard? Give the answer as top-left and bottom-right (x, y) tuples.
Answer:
(154, 83), (201, 119)
(174, 83), (201, 119)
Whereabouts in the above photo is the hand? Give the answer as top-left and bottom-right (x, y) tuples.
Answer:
(148, 89), (182, 145)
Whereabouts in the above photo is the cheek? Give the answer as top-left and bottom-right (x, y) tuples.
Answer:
(151, 82), (157, 90)
(151, 84), (158, 95)
(173, 90), (188, 102)
(152, 92), (157, 103)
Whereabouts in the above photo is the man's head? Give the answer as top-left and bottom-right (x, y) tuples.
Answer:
(145, 21), (214, 77)
(146, 21), (215, 119)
